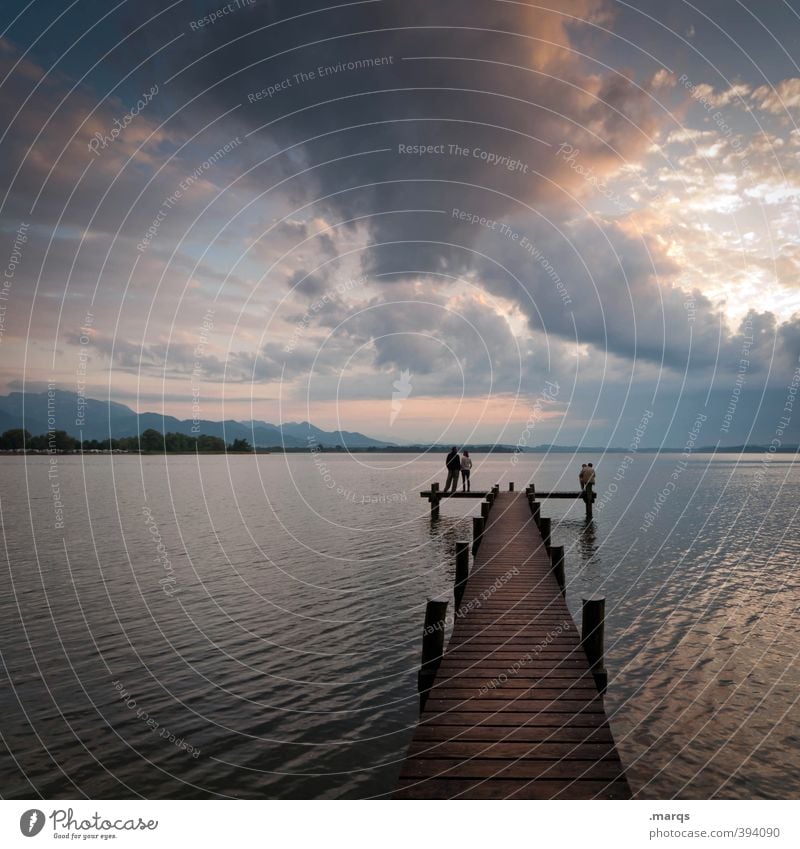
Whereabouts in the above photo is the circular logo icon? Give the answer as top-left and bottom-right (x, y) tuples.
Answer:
(19, 809), (45, 837)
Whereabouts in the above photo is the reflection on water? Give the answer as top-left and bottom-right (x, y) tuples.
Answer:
(575, 518), (600, 574)
(0, 453), (797, 798)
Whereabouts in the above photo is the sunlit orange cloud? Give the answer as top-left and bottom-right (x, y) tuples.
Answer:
(0, 37), (176, 187)
(522, 0), (612, 72)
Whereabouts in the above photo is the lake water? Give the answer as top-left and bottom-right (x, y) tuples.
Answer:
(1, 452), (798, 799)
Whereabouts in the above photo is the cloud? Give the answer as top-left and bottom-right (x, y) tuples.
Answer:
(0, 37), (178, 229)
(64, 329), (230, 380)
(651, 69), (676, 89)
(286, 268), (327, 297)
(751, 78), (800, 115)
(165, 0), (663, 282)
(690, 81), (752, 109)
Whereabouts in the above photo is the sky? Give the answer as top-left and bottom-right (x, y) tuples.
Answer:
(1, 0), (799, 447)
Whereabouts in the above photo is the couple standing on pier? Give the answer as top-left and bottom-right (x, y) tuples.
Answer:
(444, 447), (472, 492)
(579, 463), (596, 503)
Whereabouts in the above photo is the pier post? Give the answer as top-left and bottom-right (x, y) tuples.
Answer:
(550, 544), (565, 595)
(472, 516), (485, 555)
(492, 484), (499, 496)
(581, 596), (607, 694)
(487, 491), (495, 507)
(540, 516), (551, 552)
(430, 482), (440, 519)
(530, 501), (541, 528)
(509, 481), (514, 491)
(584, 482), (594, 519)
(418, 595), (450, 710)
(481, 501), (490, 523)
(454, 541), (469, 608)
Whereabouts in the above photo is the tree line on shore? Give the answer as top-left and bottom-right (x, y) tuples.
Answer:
(0, 427), (253, 453)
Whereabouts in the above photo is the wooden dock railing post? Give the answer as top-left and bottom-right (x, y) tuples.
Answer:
(418, 595), (449, 710)
(584, 482), (594, 519)
(550, 544), (565, 595)
(454, 541), (470, 608)
(472, 516), (484, 554)
(581, 596), (607, 694)
(430, 482), (440, 519)
(481, 501), (490, 522)
(530, 500), (541, 528)
(539, 516), (551, 551)
(492, 484), (499, 496)
(509, 481), (514, 491)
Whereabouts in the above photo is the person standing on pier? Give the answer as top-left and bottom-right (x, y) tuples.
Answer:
(445, 447), (461, 492)
(460, 450), (472, 492)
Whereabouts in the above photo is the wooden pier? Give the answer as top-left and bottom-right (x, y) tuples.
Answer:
(422, 481), (596, 519)
(396, 487), (629, 800)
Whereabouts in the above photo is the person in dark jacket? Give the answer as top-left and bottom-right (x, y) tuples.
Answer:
(444, 447), (461, 492)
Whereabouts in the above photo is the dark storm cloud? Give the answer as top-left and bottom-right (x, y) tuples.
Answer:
(148, 0), (737, 380)
(462, 209), (800, 382)
(0, 0), (718, 378)
(285, 284), (551, 399)
(163, 0), (662, 271)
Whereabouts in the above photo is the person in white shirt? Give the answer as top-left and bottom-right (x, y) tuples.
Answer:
(460, 451), (473, 492)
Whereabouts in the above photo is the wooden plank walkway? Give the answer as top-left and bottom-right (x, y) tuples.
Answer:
(396, 492), (630, 799)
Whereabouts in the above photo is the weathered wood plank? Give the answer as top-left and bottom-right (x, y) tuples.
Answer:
(411, 725), (614, 744)
(394, 779), (630, 800)
(419, 711), (610, 727)
(400, 758), (626, 781)
(407, 741), (620, 760)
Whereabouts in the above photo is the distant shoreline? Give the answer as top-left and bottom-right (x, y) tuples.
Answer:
(1, 446), (797, 456)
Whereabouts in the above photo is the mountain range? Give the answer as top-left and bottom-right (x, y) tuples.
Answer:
(0, 391), (394, 449)
(2, 391), (795, 454)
